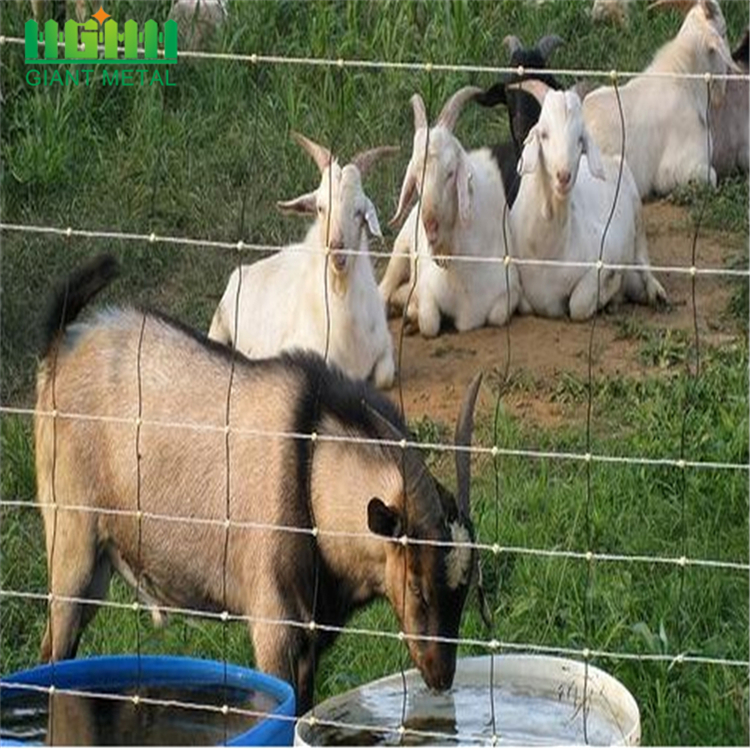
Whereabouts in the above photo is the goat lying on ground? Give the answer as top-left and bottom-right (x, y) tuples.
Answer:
(380, 87), (520, 337)
(209, 133), (396, 389)
(36, 254), (483, 714)
(710, 28), (749, 179)
(582, 0), (738, 198)
(510, 82), (667, 320)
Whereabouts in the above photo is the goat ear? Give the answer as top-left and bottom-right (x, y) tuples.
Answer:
(363, 198), (383, 238)
(518, 128), (539, 175)
(709, 35), (741, 72)
(456, 153), (472, 225)
(582, 128), (606, 180)
(473, 82), (508, 108)
(367, 498), (403, 538)
(276, 191), (317, 216)
(700, 0), (719, 21)
(390, 162), (417, 227)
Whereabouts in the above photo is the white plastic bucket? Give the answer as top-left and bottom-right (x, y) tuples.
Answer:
(295, 654), (641, 746)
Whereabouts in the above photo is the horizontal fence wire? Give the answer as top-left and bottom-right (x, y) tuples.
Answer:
(0, 680), (299, 729)
(2, 34), (749, 82)
(1, 221), (748, 278)
(2, 404), (747, 472)
(1, 590), (747, 670)
(2, 498), (748, 572)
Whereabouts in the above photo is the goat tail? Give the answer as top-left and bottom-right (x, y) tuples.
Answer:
(40, 254), (120, 359)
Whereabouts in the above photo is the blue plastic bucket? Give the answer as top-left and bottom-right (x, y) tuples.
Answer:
(0, 655), (295, 746)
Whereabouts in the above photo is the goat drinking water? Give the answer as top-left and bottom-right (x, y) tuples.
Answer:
(35, 255), (482, 713)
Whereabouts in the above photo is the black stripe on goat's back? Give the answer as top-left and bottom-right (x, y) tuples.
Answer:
(140, 305), (259, 365)
(40, 253), (120, 360)
(288, 350), (406, 440)
(287, 351), (409, 544)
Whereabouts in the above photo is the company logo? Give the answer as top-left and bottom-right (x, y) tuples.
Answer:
(25, 6), (177, 87)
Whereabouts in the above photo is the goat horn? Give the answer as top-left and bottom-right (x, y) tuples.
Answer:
(647, 0), (695, 15)
(290, 131), (333, 173)
(502, 35), (523, 57)
(537, 34), (565, 60)
(410, 93), (428, 132)
(454, 373), (482, 520)
(350, 146), (399, 177)
(507, 78), (551, 105)
(436, 85), (484, 132)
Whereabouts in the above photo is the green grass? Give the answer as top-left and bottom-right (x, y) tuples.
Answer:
(1, 0), (749, 744)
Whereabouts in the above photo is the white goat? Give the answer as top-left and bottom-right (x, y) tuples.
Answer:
(511, 82), (667, 320)
(582, 0), (738, 198)
(380, 87), (520, 338)
(711, 28), (748, 178)
(209, 133), (396, 389)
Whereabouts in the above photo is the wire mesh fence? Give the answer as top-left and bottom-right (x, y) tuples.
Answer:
(1, 0), (748, 745)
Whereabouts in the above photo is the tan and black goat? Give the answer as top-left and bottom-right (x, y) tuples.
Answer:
(34, 255), (482, 713)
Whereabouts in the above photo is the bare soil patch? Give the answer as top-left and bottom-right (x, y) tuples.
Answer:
(384, 200), (745, 427)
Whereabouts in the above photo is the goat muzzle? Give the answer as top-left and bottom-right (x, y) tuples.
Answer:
(418, 642), (457, 692)
(330, 251), (347, 274)
(423, 216), (440, 245)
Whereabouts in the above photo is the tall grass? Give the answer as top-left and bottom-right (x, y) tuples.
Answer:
(1, 0), (748, 744)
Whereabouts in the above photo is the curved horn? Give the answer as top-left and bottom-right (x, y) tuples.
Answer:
(537, 34), (565, 61)
(390, 158), (418, 227)
(647, 0), (695, 15)
(436, 85), (483, 132)
(454, 373), (482, 520)
(502, 34), (523, 57)
(507, 78), (552, 106)
(410, 93), (428, 133)
(350, 146), (399, 178)
(290, 131), (332, 173)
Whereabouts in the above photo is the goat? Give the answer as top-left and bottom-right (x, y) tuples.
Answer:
(209, 133), (396, 389)
(35, 255), (482, 714)
(168, 0), (226, 49)
(472, 34), (565, 207)
(582, 0), (738, 198)
(379, 87), (521, 337)
(511, 82), (667, 320)
(710, 28), (749, 178)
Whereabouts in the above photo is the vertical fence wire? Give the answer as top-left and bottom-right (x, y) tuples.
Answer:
(672, 77), (713, 744)
(304, 61), (349, 717)
(43, 242), (71, 747)
(217, 55), (263, 739)
(133, 311), (147, 697)
(582, 73), (627, 743)
(487, 153), (517, 746)
(394, 73), (434, 741)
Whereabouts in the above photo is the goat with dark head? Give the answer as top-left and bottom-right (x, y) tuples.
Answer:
(472, 35), (565, 207)
(35, 255), (482, 713)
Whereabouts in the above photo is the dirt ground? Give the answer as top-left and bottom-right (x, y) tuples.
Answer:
(384, 200), (746, 427)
